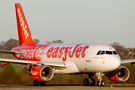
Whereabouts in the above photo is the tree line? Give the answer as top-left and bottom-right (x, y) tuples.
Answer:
(111, 42), (135, 60)
(0, 39), (63, 50)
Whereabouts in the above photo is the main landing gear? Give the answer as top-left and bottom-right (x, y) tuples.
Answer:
(83, 72), (104, 86)
(34, 80), (46, 86)
(84, 74), (95, 86)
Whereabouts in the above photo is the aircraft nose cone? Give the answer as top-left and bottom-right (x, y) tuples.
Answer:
(109, 56), (121, 70)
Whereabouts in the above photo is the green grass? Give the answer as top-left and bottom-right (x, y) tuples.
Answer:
(0, 54), (23, 67)
(0, 54), (16, 59)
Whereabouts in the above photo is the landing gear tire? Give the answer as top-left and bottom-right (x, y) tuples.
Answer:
(97, 81), (101, 86)
(34, 80), (46, 86)
(40, 82), (46, 86)
(34, 80), (39, 86)
(83, 78), (95, 86)
(97, 81), (104, 86)
(90, 78), (95, 86)
(83, 78), (90, 86)
(101, 81), (104, 86)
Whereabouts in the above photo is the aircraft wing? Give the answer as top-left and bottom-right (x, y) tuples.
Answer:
(121, 59), (135, 64)
(0, 58), (65, 68)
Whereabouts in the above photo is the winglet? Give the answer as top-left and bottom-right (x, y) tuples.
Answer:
(15, 3), (36, 46)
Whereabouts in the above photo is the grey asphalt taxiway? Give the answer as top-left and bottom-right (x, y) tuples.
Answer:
(0, 85), (135, 89)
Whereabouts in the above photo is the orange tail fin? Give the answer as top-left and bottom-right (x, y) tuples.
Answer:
(15, 3), (36, 46)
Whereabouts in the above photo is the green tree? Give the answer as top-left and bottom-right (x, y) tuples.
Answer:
(2, 38), (19, 50)
(110, 42), (126, 59)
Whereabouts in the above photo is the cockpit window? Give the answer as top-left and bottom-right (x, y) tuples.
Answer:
(101, 51), (105, 55)
(106, 51), (112, 55)
(97, 51), (101, 55)
(97, 50), (118, 55)
(113, 51), (117, 55)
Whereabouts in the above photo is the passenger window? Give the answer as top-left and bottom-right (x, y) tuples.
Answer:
(106, 51), (112, 55)
(101, 51), (105, 55)
(113, 51), (117, 55)
(97, 51), (101, 55)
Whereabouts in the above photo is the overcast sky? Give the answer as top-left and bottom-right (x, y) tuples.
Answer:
(0, 0), (135, 48)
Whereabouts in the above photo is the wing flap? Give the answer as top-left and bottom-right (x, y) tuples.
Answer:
(0, 58), (65, 68)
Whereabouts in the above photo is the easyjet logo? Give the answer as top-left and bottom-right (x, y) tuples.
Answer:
(47, 44), (89, 61)
(17, 9), (29, 39)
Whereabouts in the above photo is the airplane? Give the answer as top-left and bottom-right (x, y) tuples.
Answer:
(0, 3), (135, 86)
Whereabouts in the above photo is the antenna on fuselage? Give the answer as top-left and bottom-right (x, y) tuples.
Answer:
(99, 40), (100, 44)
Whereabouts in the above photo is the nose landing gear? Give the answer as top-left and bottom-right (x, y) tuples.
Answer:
(96, 72), (104, 86)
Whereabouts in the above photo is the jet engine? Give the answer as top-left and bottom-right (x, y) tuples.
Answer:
(30, 65), (54, 82)
(106, 66), (130, 82)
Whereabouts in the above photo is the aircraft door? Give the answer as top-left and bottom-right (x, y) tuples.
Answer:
(86, 46), (94, 61)
(83, 46), (94, 71)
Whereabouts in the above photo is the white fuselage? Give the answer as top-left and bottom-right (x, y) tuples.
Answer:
(41, 43), (121, 74)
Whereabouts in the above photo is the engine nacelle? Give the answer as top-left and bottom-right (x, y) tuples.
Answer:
(106, 66), (130, 82)
(30, 65), (54, 82)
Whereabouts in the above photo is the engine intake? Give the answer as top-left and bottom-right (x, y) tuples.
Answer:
(30, 65), (54, 82)
(106, 66), (130, 82)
